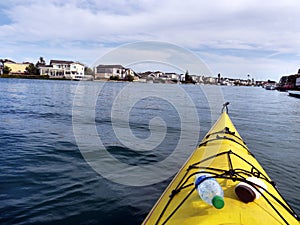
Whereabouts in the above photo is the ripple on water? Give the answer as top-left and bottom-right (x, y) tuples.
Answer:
(0, 80), (299, 225)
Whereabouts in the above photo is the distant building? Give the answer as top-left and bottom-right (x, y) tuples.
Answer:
(189, 75), (205, 83)
(153, 71), (164, 78)
(124, 68), (137, 79)
(3, 61), (31, 75)
(94, 64), (139, 80)
(95, 64), (125, 80)
(277, 70), (300, 91)
(164, 72), (180, 81)
(203, 76), (217, 84)
(143, 71), (180, 83)
(39, 60), (85, 80)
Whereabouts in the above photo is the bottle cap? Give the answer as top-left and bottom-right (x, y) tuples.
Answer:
(195, 175), (206, 188)
(212, 195), (224, 209)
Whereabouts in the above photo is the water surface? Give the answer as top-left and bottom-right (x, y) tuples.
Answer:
(0, 79), (299, 224)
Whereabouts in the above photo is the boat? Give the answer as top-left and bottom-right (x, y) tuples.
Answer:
(264, 82), (276, 90)
(142, 103), (299, 225)
(265, 84), (276, 90)
(288, 91), (300, 98)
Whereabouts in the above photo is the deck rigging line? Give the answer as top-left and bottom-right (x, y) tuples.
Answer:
(154, 150), (299, 225)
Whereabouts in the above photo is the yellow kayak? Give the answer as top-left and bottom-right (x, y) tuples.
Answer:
(142, 103), (299, 225)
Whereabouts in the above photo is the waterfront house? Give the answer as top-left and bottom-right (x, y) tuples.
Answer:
(94, 64), (139, 80)
(124, 68), (138, 79)
(203, 76), (217, 84)
(189, 75), (205, 84)
(164, 72), (180, 81)
(39, 60), (85, 80)
(95, 64), (125, 80)
(137, 71), (152, 82)
(3, 61), (31, 75)
(151, 71), (164, 78)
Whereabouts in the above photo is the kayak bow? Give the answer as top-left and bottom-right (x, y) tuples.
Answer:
(142, 104), (299, 225)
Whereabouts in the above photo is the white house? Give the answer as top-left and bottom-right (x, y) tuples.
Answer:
(165, 72), (180, 81)
(39, 60), (85, 80)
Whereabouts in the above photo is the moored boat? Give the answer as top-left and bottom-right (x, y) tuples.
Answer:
(142, 103), (299, 225)
(265, 84), (276, 90)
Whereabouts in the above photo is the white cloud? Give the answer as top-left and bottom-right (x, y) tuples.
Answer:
(198, 50), (300, 81)
(0, 0), (300, 79)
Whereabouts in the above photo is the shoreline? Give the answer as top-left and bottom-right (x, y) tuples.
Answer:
(0, 74), (71, 80)
(0, 75), (263, 87)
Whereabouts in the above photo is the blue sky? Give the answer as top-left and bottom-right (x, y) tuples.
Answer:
(1, 0), (300, 80)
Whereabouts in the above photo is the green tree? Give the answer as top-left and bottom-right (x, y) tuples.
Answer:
(110, 75), (120, 81)
(184, 70), (196, 84)
(26, 63), (40, 75)
(3, 65), (11, 74)
(124, 75), (134, 82)
(36, 57), (46, 67)
(84, 66), (94, 75)
(185, 70), (189, 81)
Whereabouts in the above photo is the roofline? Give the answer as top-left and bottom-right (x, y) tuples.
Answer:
(50, 60), (74, 65)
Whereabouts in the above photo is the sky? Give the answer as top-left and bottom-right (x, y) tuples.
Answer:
(1, 0), (300, 81)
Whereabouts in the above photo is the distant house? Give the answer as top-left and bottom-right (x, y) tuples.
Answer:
(95, 64), (125, 80)
(203, 76), (217, 84)
(138, 71), (153, 79)
(94, 64), (139, 80)
(165, 72), (180, 81)
(150, 71), (164, 78)
(137, 71), (179, 83)
(124, 68), (136, 77)
(39, 60), (85, 80)
(3, 61), (31, 75)
(197, 75), (205, 83)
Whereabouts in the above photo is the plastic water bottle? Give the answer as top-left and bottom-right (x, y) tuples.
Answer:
(194, 173), (224, 209)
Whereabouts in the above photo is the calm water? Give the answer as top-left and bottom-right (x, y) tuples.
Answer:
(1, 78), (299, 224)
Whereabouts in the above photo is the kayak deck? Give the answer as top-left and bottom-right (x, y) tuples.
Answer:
(142, 110), (299, 225)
